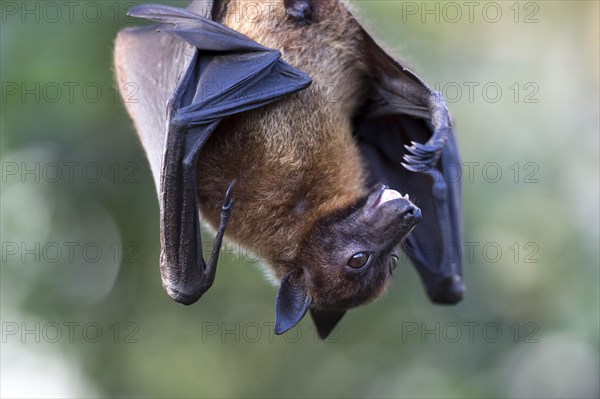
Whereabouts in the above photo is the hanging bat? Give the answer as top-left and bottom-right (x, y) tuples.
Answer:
(114, 0), (464, 339)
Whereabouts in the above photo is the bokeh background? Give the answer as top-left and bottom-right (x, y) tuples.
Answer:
(1, 1), (598, 398)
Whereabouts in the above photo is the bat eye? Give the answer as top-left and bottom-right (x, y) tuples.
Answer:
(390, 255), (399, 270)
(347, 252), (373, 269)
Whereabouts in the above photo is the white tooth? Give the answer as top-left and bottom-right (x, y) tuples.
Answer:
(379, 189), (402, 205)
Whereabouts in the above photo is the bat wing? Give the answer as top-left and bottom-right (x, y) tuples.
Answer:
(351, 18), (465, 304)
(117, 4), (311, 304)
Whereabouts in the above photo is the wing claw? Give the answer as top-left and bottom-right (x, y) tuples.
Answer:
(222, 180), (236, 211)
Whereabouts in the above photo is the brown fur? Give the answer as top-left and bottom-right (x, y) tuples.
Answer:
(196, 0), (372, 280)
(115, 0), (462, 326)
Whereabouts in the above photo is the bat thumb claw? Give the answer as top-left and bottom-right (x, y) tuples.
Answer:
(222, 180), (236, 211)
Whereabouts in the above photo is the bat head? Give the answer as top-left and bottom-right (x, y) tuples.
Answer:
(274, 184), (421, 336)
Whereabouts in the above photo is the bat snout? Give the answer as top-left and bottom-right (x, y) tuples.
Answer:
(360, 185), (422, 241)
(285, 0), (313, 24)
(401, 205), (422, 228)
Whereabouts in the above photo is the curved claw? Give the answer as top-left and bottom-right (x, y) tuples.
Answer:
(403, 132), (446, 173)
(201, 181), (236, 291)
(403, 153), (438, 168)
(403, 154), (430, 165)
(402, 162), (429, 173)
(400, 90), (453, 178)
(410, 141), (444, 153)
(222, 180), (236, 211)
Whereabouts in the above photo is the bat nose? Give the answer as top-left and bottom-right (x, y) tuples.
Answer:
(285, 0), (313, 24)
(406, 206), (422, 224)
(402, 205), (422, 227)
(428, 274), (465, 304)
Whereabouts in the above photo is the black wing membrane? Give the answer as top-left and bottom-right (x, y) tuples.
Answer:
(353, 28), (465, 303)
(128, 4), (311, 305)
(310, 308), (346, 339)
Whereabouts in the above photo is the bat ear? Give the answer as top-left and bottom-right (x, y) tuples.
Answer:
(274, 271), (311, 335)
(310, 308), (346, 339)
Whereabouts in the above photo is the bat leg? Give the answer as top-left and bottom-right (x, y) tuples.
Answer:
(202, 180), (236, 290)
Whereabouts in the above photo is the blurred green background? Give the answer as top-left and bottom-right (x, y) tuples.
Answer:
(1, 1), (598, 398)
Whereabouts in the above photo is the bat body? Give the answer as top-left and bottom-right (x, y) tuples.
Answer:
(115, 0), (464, 338)
(197, 1), (371, 276)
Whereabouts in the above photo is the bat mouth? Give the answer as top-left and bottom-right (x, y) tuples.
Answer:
(372, 187), (408, 211)
(372, 187), (402, 209)
(365, 185), (422, 224)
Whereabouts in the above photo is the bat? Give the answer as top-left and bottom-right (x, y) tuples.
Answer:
(114, 0), (464, 339)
